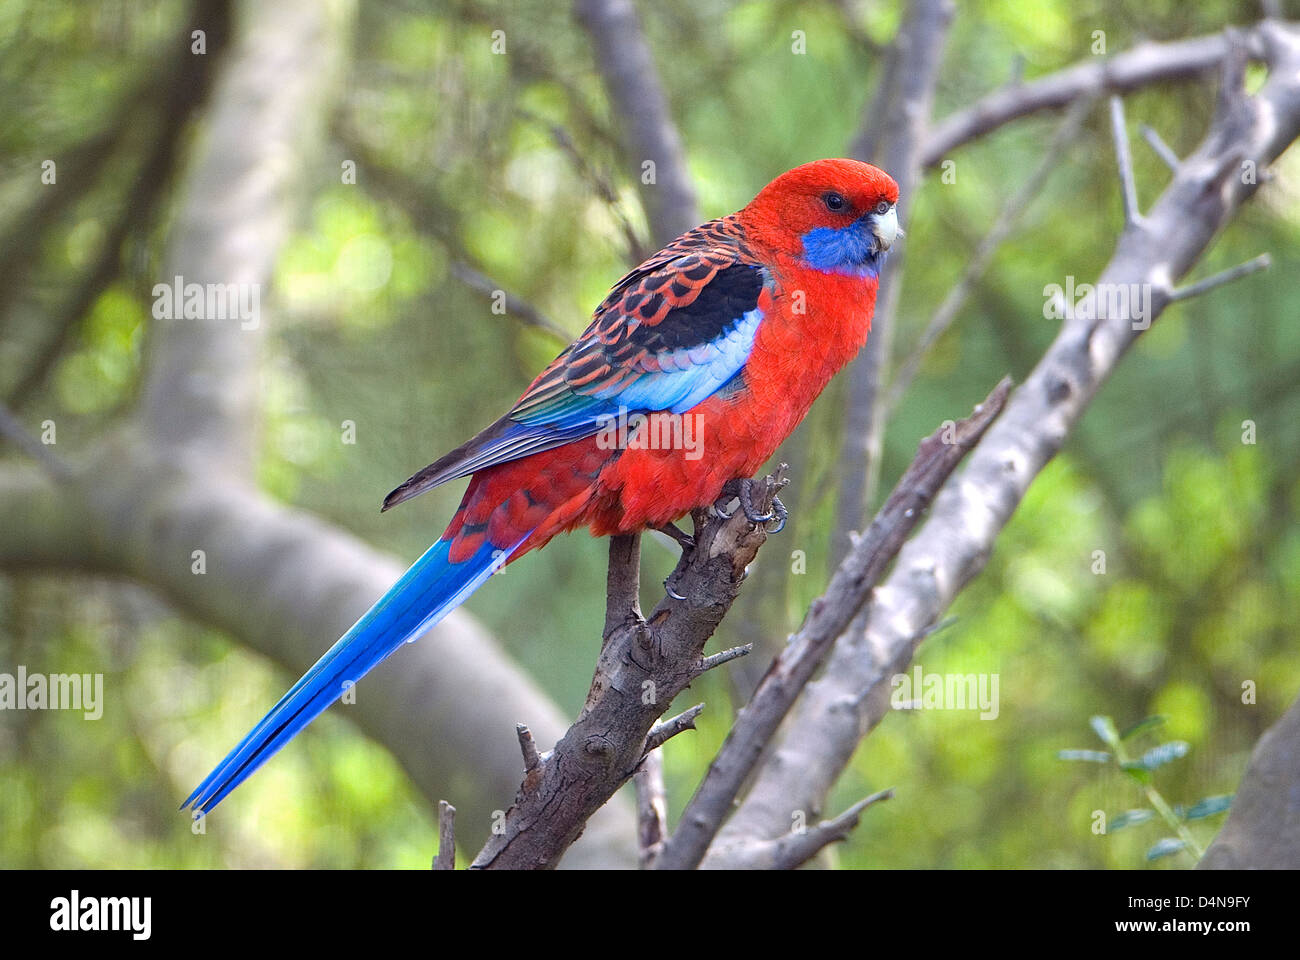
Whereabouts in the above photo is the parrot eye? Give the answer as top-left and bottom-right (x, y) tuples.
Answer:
(874, 200), (891, 215)
(822, 192), (847, 213)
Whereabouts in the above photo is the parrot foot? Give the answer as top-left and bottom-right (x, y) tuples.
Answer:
(710, 478), (745, 519)
(711, 477), (788, 533)
(656, 521), (695, 553)
(764, 495), (788, 534)
(736, 479), (788, 534)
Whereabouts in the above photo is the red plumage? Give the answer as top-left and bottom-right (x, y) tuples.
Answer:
(430, 158), (900, 565)
(184, 159), (901, 814)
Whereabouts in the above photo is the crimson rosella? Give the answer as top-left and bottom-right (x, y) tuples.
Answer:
(183, 157), (901, 814)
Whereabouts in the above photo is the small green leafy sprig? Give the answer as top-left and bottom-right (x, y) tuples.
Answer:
(1059, 715), (1232, 863)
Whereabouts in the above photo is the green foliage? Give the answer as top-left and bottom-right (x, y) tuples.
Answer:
(1, 0), (1295, 868)
(1057, 714), (1232, 864)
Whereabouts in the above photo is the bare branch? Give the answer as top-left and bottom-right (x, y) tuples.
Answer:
(516, 724), (541, 776)
(0, 403), (72, 480)
(634, 751), (667, 868)
(432, 800), (457, 870)
(1169, 253), (1272, 302)
(575, 0), (699, 245)
(694, 644), (753, 677)
(139, 0), (345, 475)
(657, 380), (1010, 870)
(707, 790), (894, 871)
(447, 261), (570, 345)
(1109, 96), (1143, 226)
(1141, 123), (1183, 173)
(518, 108), (649, 265)
(921, 22), (1273, 167)
(471, 471), (786, 869)
(707, 20), (1300, 865)
(604, 533), (643, 639)
(644, 703), (705, 753)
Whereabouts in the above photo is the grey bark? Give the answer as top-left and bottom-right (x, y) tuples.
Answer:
(1200, 690), (1300, 869)
(705, 22), (1300, 867)
(921, 23), (1274, 168)
(2, 0), (639, 867)
(656, 379), (1010, 870)
(470, 476), (786, 868)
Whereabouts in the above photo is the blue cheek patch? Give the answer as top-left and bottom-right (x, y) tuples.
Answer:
(800, 216), (883, 277)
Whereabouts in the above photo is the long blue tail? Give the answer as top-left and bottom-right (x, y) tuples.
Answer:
(182, 536), (513, 815)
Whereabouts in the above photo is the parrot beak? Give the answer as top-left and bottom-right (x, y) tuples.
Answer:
(870, 205), (900, 252)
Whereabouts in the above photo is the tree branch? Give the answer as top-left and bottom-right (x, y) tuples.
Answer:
(921, 22), (1273, 167)
(432, 800), (457, 870)
(1109, 96), (1143, 227)
(470, 475), (786, 869)
(575, 0), (700, 246)
(0, 448), (637, 865)
(706, 790), (894, 871)
(656, 378), (1010, 870)
(448, 261), (571, 344)
(604, 532), (643, 638)
(1200, 689), (1300, 869)
(1, 0), (642, 869)
(0, 402), (72, 480)
(337, 125), (571, 346)
(706, 20), (1300, 864)
(138, 0), (343, 475)
(5, 0), (233, 409)
(1141, 123), (1183, 173)
(634, 751), (667, 868)
(644, 702), (705, 753)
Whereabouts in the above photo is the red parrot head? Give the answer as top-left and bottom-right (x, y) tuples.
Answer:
(741, 158), (900, 276)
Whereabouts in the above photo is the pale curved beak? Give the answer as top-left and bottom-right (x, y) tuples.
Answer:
(870, 205), (900, 252)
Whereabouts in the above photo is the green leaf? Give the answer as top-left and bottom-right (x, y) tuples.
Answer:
(1120, 715), (1167, 740)
(1110, 809), (1155, 831)
(1123, 765), (1153, 786)
(1089, 715), (1121, 748)
(1057, 749), (1112, 763)
(1185, 795), (1233, 821)
(1124, 740), (1190, 771)
(1147, 837), (1187, 861)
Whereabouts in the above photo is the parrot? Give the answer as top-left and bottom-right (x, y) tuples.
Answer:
(183, 157), (900, 815)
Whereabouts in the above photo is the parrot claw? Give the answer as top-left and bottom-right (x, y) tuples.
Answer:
(764, 495), (788, 534)
(713, 478), (789, 534)
(737, 478), (776, 526)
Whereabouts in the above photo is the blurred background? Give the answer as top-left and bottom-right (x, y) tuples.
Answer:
(1, 0), (1297, 869)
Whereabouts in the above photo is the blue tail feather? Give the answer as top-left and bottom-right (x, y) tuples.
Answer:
(182, 535), (515, 815)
